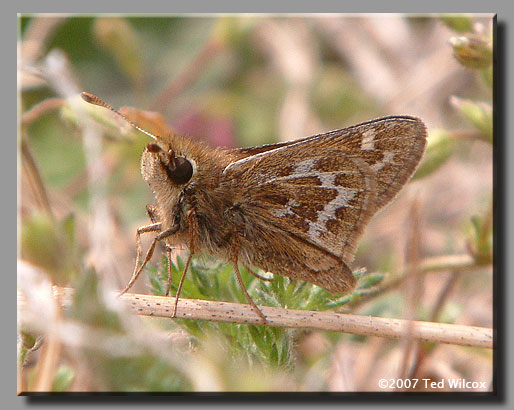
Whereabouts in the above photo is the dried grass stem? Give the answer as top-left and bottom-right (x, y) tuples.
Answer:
(18, 287), (493, 350)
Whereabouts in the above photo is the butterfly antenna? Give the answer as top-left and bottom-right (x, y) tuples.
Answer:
(81, 92), (157, 141)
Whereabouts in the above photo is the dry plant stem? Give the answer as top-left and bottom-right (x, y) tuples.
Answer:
(429, 271), (464, 323)
(408, 270), (463, 380)
(31, 292), (63, 392)
(22, 17), (67, 64)
(20, 140), (54, 219)
(398, 198), (423, 381)
(349, 254), (490, 309)
(34, 288), (492, 349)
(32, 331), (61, 392)
(21, 98), (66, 128)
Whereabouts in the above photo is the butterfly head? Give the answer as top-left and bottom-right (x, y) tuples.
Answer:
(142, 140), (194, 188)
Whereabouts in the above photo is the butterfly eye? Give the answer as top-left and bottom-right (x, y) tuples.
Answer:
(167, 156), (193, 185)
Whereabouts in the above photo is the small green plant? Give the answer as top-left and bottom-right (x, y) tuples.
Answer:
(146, 255), (385, 369)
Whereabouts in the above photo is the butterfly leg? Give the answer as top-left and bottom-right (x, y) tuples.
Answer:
(146, 204), (159, 224)
(232, 263), (267, 323)
(145, 205), (176, 297)
(171, 210), (197, 318)
(164, 245), (173, 297)
(120, 224), (178, 295)
(244, 265), (274, 282)
(170, 251), (193, 319)
(126, 205), (161, 292)
(126, 222), (161, 292)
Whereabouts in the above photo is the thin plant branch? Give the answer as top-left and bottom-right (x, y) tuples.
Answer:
(408, 270), (463, 379)
(349, 253), (491, 309)
(398, 198), (423, 381)
(21, 97), (66, 129)
(18, 287), (493, 350)
(20, 139), (54, 219)
(429, 271), (464, 324)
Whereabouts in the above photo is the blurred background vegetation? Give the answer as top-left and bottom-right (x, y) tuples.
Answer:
(18, 14), (493, 392)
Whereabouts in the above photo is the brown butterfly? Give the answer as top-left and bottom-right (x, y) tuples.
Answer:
(81, 92), (427, 323)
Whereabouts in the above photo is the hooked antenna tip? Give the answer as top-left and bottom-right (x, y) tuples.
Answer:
(81, 92), (104, 106)
(80, 91), (158, 141)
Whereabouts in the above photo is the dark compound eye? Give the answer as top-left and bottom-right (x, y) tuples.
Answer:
(167, 156), (193, 185)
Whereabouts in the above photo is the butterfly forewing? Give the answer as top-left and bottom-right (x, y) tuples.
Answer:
(322, 116), (427, 212)
(224, 116), (427, 266)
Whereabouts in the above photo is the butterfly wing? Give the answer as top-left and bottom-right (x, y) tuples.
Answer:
(228, 140), (297, 159)
(226, 116), (427, 213)
(227, 146), (377, 260)
(222, 116), (427, 293)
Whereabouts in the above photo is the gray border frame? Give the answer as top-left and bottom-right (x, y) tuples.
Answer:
(10, 1), (511, 408)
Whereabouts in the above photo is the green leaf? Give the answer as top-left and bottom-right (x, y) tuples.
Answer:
(451, 96), (492, 142)
(52, 366), (75, 392)
(69, 270), (122, 331)
(21, 212), (75, 285)
(413, 129), (455, 180)
(481, 65), (493, 88)
(439, 15), (473, 33)
(449, 35), (492, 70)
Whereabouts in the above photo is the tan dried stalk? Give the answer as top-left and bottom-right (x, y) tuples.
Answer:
(18, 287), (493, 350)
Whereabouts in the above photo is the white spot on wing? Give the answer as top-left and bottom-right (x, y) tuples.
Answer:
(361, 128), (376, 151)
(371, 151), (396, 172)
(256, 158), (317, 186)
(268, 158), (361, 240)
(308, 179), (358, 240)
(271, 198), (299, 218)
(293, 158), (316, 174)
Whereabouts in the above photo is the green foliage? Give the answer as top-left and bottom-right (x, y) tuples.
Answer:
(52, 366), (75, 392)
(20, 211), (77, 285)
(94, 353), (191, 392)
(439, 15), (474, 33)
(148, 256), (296, 369)
(147, 255), (385, 369)
(68, 270), (123, 330)
(25, 110), (86, 191)
(467, 210), (493, 263)
(451, 97), (493, 143)
(18, 332), (39, 366)
(312, 65), (378, 127)
(449, 35), (492, 70)
(93, 18), (145, 85)
(413, 129), (455, 180)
